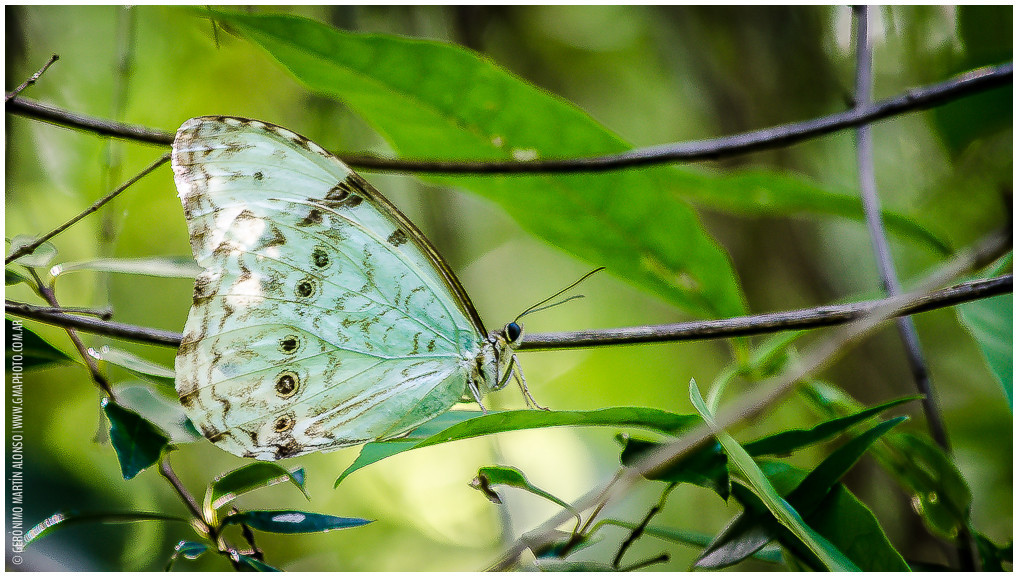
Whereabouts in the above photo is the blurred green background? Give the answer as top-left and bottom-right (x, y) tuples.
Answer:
(5, 5), (1011, 571)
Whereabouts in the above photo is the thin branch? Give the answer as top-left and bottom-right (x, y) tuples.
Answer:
(26, 269), (115, 398)
(4, 300), (184, 346)
(5, 54), (59, 102)
(853, 10), (978, 569)
(4, 62), (1011, 173)
(487, 226), (1011, 571)
(159, 454), (207, 529)
(5, 153), (170, 265)
(5, 274), (1011, 352)
(612, 482), (676, 569)
(855, 6), (952, 453)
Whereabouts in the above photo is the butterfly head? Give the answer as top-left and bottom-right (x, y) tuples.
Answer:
(503, 321), (524, 348)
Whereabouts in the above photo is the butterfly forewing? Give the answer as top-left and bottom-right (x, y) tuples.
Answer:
(172, 116), (491, 460)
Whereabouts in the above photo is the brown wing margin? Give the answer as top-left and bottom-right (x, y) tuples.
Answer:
(188, 116), (490, 338)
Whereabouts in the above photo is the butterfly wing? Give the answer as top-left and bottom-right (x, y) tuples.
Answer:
(172, 116), (490, 460)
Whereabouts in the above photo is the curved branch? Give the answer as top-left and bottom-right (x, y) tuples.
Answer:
(6, 274), (1011, 351)
(5, 62), (1011, 173)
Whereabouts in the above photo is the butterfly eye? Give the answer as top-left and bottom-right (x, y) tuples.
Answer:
(312, 247), (330, 269)
(273, 415), (295, 433)
(274, 371), (300, 398)
(295, 278), (317, 299)
(505, 322), (523, 343)
(278, 335), (301, 354)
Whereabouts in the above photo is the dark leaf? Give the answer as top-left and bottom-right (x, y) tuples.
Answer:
(102, 398), (171, 480)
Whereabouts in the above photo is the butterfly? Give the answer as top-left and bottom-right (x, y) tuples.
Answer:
(171, 116), (536, 460)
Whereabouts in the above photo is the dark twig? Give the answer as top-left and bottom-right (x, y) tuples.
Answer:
(612, 482), (676, 569)
(4, 300), (184, 346)
(5, 54), (59, 102)
(5, 62), (1011, 173)
(4, 153), (170, 265)
(26, 269), (115, 398)
(159, 455), (207, 531)
(5, 274), (1011, 351)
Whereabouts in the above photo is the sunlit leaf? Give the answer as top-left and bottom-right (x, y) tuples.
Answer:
(24, 511), (189, 546)
(49, 256), (201, 279)
(205, 463), (309, 523)
(235, 554), (281, 571)
(90, 345), (176, 389)
(222, 510), (372, 534)
(957, 289), (1012, 408)
(115, 384), (200, 444)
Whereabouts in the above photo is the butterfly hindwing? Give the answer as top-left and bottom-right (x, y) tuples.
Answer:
(172, 116), (489, 460)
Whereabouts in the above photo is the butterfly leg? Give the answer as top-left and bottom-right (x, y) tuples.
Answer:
(468, 376), (488, 414)
(510, 354), (549, 411)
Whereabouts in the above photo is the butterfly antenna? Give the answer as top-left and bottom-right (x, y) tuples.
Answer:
(514, 267), (605, 322)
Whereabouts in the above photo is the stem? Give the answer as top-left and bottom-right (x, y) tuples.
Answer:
(5, 62), (1011, 173)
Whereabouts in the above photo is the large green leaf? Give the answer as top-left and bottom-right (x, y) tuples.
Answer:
(957, 274), (1012, 407)
(206, 10), (745, 319)
(336, 407), (698, 485)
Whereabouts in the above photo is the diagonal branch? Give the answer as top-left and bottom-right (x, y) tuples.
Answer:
(4, 62), (1011, 174)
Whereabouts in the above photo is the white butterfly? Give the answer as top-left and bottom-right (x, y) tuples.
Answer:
(172, 116), (533, 460)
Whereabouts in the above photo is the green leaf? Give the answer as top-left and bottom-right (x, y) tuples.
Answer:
(782, 417), (907, 521)
(957, 290), (1012, 408)
(206, 9), (746, 319)
(115, 384), (200, 444)
(806, 484), (910, 571)
(337, 407), (698, 485)
(5, 318), (74, 370)
(682, 169), (951, 254)
(974, 532), (1012, 572)
(799, 381), (974, 539)
(591, 519), (783, 564)
(222, 510), (372, 534)
(471, 466), (578, 525)
(49, 256), (201, 279)
(90, 345), (176, 389)
(24, 511), (190, 546)
(688, 379), (858, 571)
(880, 433), (972, 539)
(165, 540), (209, 571)
(205, 463), (309, 523)
(5, 268), (31, 286)
(618, 435), (730, 500)
(236, 554), (281, 572)
(744, 396), (918, 456)
(101, 398), (171, 480)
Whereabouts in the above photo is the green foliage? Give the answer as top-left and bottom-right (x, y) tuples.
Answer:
(5, 318), (74, 370)
(5, 5), (1010, 572)
(101, 398), (171, 480)
(337, 407), (699, 485)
